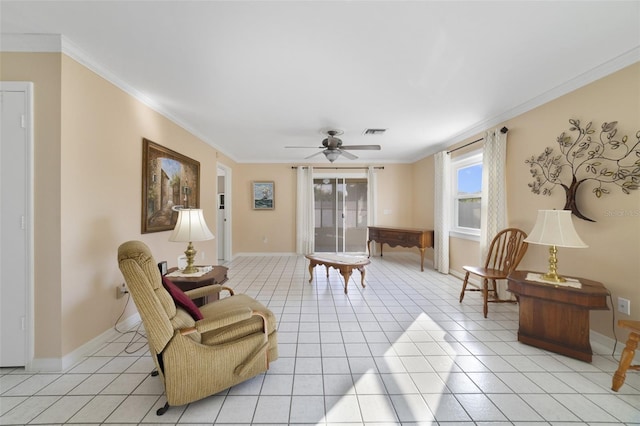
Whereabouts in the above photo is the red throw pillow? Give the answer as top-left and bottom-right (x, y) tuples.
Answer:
(162, 277), (204, 321)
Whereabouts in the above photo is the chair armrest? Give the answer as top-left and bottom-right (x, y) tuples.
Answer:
(180, 307), (253, 335)
(184, 284), (235, 300)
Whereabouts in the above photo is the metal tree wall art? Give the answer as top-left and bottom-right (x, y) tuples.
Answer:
(525, 119), (640, 222)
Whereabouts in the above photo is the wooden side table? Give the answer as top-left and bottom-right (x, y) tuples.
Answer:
(507, 270), (609, 362)
(166, 266), (229, 306)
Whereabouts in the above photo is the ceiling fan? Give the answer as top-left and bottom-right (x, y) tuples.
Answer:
(286, 130), (381, 162)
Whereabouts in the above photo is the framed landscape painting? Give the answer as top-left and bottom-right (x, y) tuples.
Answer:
(142, 138), (200, 233)
(252, 181), (274, 210)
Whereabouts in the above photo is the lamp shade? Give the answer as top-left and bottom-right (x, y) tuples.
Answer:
(524, 210), (587, 248)
(169, 209), (214, 242)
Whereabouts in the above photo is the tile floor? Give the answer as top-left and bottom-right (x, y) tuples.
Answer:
(1, 253), (639, 425)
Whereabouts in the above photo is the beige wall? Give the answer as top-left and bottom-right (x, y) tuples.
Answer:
(508, 63), (640, 335)
(375, 164), (414, 226)
(232, 164), (296, 253)
(228, 164), (424, 255)
(2, 49), (636, 363)
(413, 62), (640, 337)
(2, 52), (221, 361)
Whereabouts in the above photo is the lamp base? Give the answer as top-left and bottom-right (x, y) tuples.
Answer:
(541, 244), (566, 283)
(539, 271), (567, 283)
(181, 241), (198, 274)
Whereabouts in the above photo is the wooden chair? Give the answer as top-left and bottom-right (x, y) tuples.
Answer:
(612, 320), (640, 391)
(459, 228), (528, 318)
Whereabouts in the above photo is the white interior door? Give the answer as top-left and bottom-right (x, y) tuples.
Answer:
(1, 82), (33, 367)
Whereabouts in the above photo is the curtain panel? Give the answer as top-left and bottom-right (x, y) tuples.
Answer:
(480, 128), (509, 297)
(367, 166), (378, 255)
(296, 166), (314, 254)
(434, 151), (451, 274)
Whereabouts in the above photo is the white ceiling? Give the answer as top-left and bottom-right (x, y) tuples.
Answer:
(2, 1), (639, 164)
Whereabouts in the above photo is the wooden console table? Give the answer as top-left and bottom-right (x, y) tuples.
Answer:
(507, 270), (609, 362)
(166, 266), (229, 306)
(367, 226), (434, 271)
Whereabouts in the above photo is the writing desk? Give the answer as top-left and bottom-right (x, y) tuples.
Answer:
(367, 226), (434, 271)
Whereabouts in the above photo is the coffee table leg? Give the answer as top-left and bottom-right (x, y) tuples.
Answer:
(358, 266), (366, 288)
(341, 269), (352, 294)
(308, 261), (315, 283)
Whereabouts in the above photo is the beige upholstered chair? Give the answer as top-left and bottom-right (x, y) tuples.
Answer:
(118, 240), (278, 415)
(459, 228), (529, 318)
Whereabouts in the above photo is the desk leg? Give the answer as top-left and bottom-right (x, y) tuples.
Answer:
(367, 240), (372, 258)
(419, 248), (425, 272)
(379, 242), (384, 257)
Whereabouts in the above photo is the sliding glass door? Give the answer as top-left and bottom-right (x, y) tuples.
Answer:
(313, 177), (368, 254)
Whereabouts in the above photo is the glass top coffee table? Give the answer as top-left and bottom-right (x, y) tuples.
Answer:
(305, 254), (370, 294)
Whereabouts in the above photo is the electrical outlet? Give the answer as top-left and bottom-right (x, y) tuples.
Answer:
(116, 283), (128, 299)
(618, 297), (631, 315)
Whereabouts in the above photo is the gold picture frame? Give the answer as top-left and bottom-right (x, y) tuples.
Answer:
(252, 181), (274, 210)
(142, 138), (200, 233)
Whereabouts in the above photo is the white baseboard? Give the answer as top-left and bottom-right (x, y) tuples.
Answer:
(234, 252), (297, 257)
(29, 312), (141, 373)
(591, 329), (624, 357)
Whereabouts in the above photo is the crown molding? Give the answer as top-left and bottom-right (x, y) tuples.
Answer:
(4, 34), (637, 164)
(1, 34), (237, 162)
(421, 46), (640, 160)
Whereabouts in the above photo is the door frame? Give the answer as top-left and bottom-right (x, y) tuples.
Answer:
(217, 162), (232, 261)
(0, 81), (35, 369)
(313, 171), (368, 254)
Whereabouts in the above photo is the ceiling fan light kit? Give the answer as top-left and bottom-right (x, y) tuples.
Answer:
(287, 129), (382, 162)
(324, 150), (341, 162)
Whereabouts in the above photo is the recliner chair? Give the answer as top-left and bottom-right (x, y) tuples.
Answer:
(117, 240), (278, 415)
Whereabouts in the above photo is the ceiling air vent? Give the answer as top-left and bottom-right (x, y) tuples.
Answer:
(363, 128), (387, 135)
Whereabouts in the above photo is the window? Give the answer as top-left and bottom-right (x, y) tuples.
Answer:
(451, 152), (482, 239)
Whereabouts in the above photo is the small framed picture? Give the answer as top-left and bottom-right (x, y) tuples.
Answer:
(252, 181), (274, 210)
(157, 261), (168, 276)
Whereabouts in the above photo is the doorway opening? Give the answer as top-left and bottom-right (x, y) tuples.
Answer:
(217, 163), (232, 262)
(313, 176), (368, 254)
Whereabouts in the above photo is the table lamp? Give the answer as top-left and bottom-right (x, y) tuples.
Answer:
(524, 209), (588, 283)
(169, 209), (214, 274)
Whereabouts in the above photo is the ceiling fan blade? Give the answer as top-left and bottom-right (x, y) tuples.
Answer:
(339, 149), (358, 160)
(304, 151), (324, 159)
(285, 146), (324, 149)
(340, 145), (381, 150)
